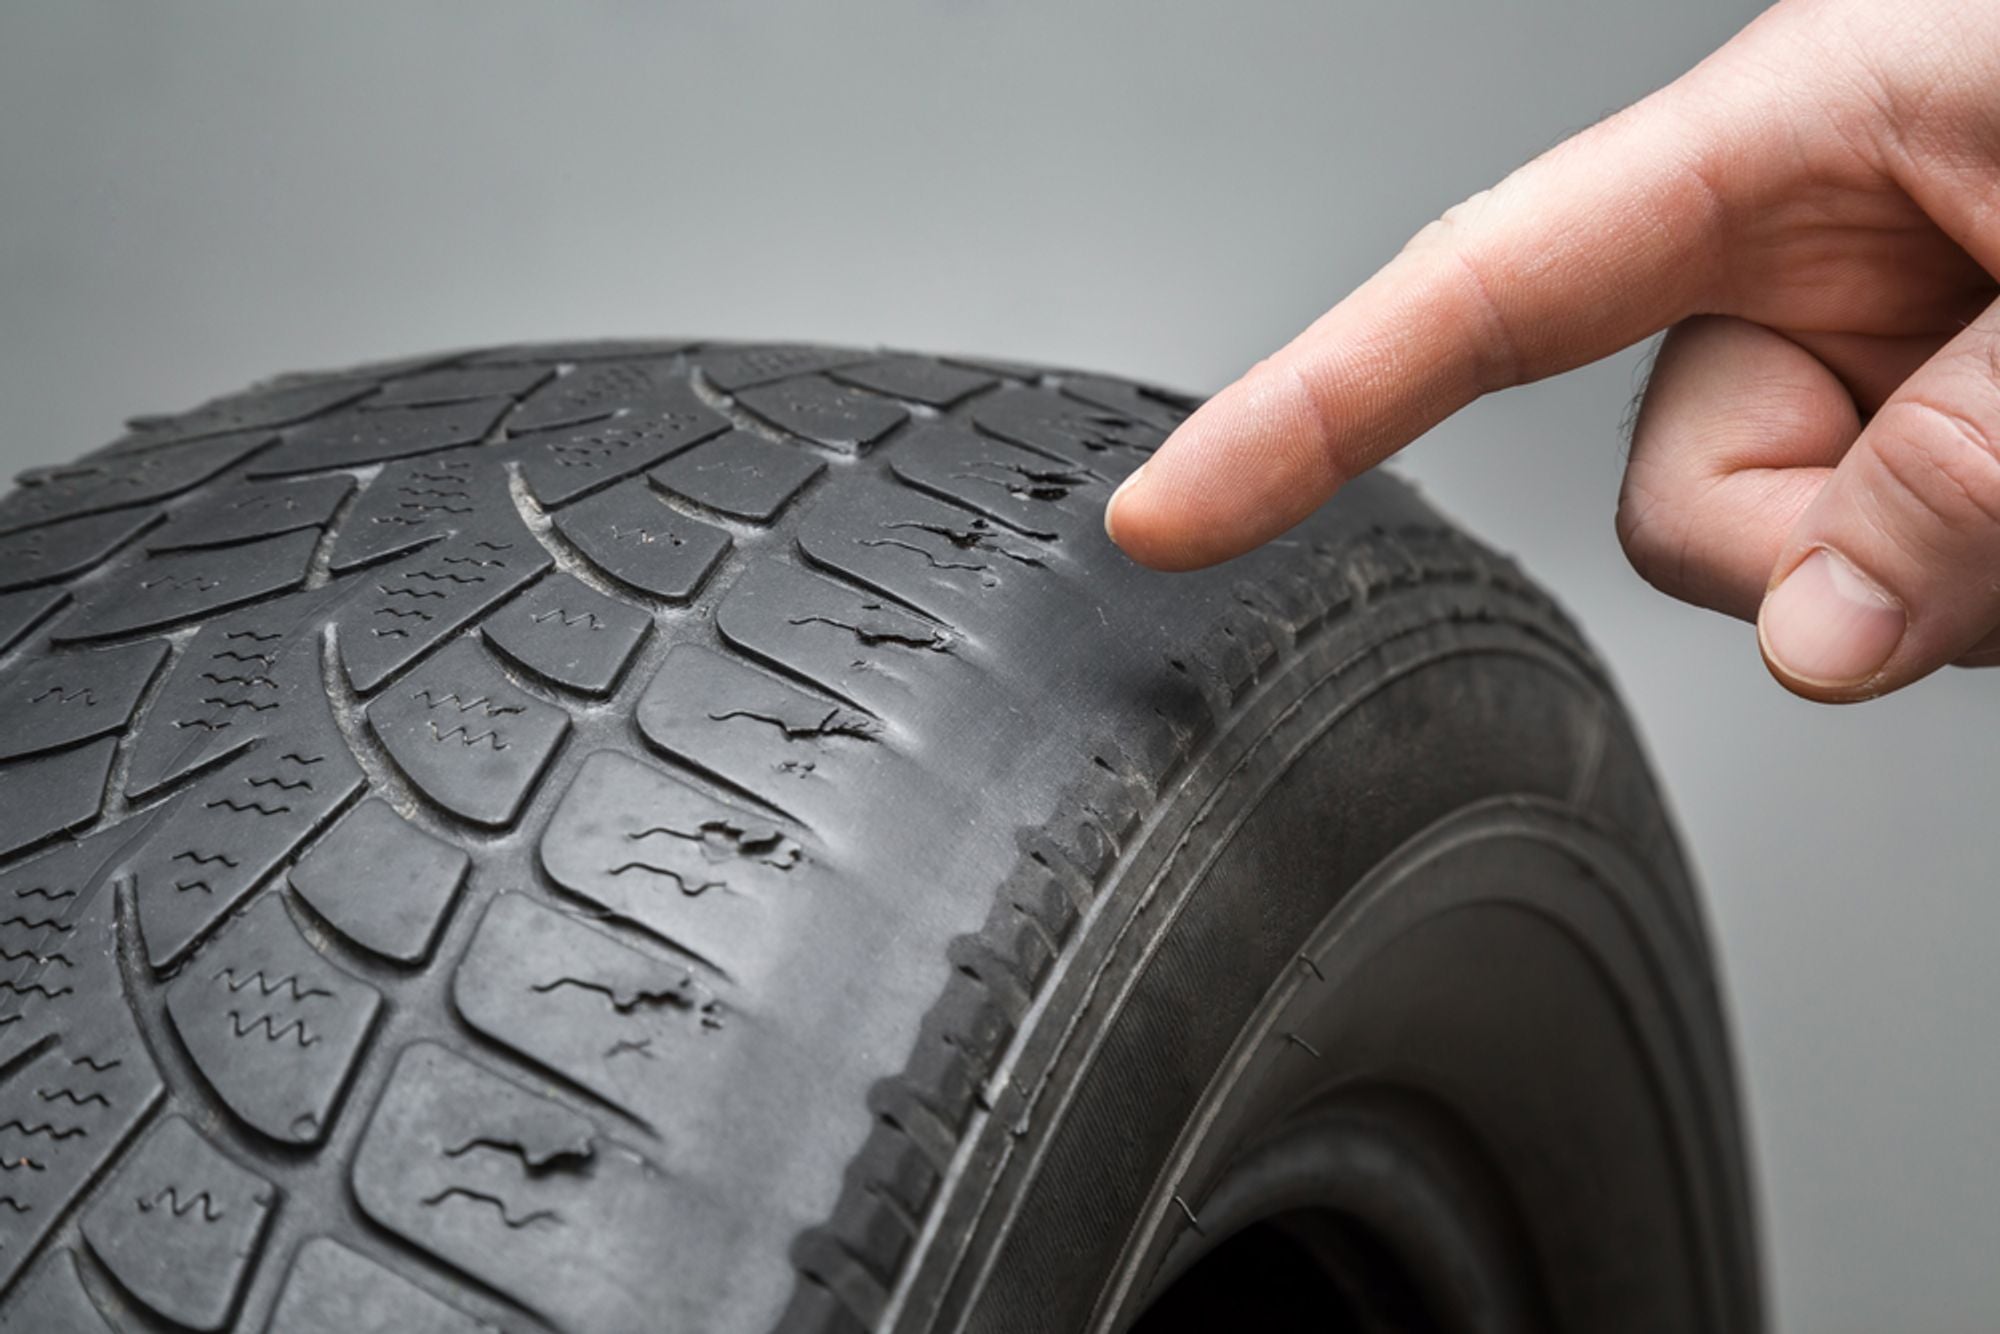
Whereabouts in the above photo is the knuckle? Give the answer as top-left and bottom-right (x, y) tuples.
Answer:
(1271, 359), (1344, 483)
(1869, 395), (2000, 535)
(1402, 189), (1525, 391)
(1233, 356), (1343, 488)
(1408, 190), (1494, 253)
(1615, 474), (1694, 597)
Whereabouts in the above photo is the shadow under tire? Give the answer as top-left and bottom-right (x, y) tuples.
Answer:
(0, 339), (1757, 1334)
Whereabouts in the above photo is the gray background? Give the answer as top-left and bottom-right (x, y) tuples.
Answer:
(1, 3), (1991, 1330)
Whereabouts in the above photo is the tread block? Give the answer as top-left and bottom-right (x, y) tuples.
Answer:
(0, 737), (116, 856)
(368, 363), (553, 410)
(829, 356), (997, 408)
(649, 428), (825, 522)
(541, 750), (811, 979)
(251, 399), (511, 476)
(57, 526), (320, 641)
(637, 642), (883, 806)
(328, 451), (514, 572)
(352, 1042), (697, 1333)
(148, 475), (355, 553)
(715, 560), (959, 717)
(0, 508), (158, 592)
(504, 358), (686, 436)
(0, 836), (169, 1290)
(697, 344), (873, 392)
(891, 423), (1104, 539)
(0, 431), (270, 536)
(515, 380), (730, 508)
(289, 799), (469, 965)
(454, 893), (718, 1125)
(1056, 375), (1193, 431)
(165, 894), (382, 1145)
(366, 638), (571, 827)
(479, 572), (650, 696)
(265, 1238), (496, 1334)
(798, 476), (1050, 620)
(335, 533), (552, 694)
(130, 743), (365, 969)
(971, 385), (1168, 462)
(111, 379), (376, 452)
(81, 1115), (276, 1332)
(939, 352), (1047, 381)
(0, 638), (170, 763)
(736, 376), (908, 454)
(0, 588), (65, 656)
(0, 1046), (165, 1290)
(552, 480), (731, 602)
(239, 350), (463, 392)
(123, 589), (340, 799)
(0, 1252), (113, 1332)
(469, 337), (694, 365)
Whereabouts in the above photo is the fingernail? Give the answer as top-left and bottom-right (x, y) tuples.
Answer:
(1104, 462), (1147, 543)
(1758, 548), (1904, 689)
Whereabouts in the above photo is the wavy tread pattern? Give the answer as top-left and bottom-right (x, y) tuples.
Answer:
(81, 1114), (276, 1331)
(0, 340), (1603, 1333)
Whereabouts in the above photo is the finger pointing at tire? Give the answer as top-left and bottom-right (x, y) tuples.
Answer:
(1102, 77), (1736, 572)
(1103, 0), (2000, 705)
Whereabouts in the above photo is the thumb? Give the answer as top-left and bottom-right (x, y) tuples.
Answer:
(1758, 299), (2000, 701)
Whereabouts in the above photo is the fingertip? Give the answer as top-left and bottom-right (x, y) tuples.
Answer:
(1101, 459), (1214, 571)
(1102, 462), (1144, 545)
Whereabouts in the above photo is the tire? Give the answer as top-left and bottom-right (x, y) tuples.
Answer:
(0, 339), (1757, 1334)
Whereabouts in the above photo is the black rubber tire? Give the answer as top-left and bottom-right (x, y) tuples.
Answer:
(0, 339), (1757, 1334)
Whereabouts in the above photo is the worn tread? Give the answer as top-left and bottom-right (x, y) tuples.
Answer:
(0, 339), (1613, 1334)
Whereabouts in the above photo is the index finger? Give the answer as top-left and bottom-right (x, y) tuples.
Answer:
(1106, 76), (1740, 571)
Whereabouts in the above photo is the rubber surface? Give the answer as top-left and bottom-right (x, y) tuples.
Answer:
(0, 339), (1749, 1333)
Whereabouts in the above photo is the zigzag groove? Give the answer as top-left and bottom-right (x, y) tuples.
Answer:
(0, 980), (73, 1002)
(0, 915), (73, 935)
(205, 796), (291, 816)
(197, 696), (280, 714)
(401, 568), (486, 586)
(0, 1119), (87, 1143)
(139, 1186), (224, 1222)
(427, 723), (507, 749)
(229, 1011), (316, 1046)
(0, 946), (71, 967)
(35, 1087), (108, 1109)
(213, 967), (332, 1001)
(531, 607), (603, 630)
(412, 690), (524, 717)
(200, 670), (279, 690)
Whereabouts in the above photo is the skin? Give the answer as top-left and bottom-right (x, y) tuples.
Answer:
(1103, 0), (2000, 702)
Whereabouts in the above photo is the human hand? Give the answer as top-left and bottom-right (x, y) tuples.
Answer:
(1104, 0), (2000, 702)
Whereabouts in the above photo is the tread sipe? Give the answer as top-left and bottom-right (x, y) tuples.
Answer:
(0, 340), (1753, 1333)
